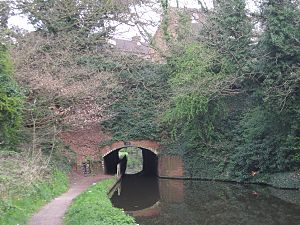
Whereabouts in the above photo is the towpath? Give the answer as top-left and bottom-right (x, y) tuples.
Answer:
(29, 173), (111, 225)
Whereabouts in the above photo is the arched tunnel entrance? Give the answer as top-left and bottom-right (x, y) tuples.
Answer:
(103, 147), (158, 176)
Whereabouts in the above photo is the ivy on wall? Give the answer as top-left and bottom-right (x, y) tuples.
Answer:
(101, 55), (168, 142)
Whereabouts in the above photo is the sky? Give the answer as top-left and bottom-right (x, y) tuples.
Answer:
(170, 0), (212, 8)
(7, 0), (208, 38)
(7, 0), (257, 41)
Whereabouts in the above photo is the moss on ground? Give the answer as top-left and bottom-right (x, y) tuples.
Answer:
(65, 178), (136, 225)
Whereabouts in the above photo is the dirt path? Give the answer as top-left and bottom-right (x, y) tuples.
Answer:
(28, 173), (111, 225)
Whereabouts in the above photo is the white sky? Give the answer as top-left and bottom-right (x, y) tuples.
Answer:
(170, 0), (212, 8)
(7, 0), (257, 40)
(8, 15), (35, 31)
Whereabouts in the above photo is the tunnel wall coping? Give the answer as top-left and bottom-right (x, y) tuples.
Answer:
(100, 140), (160, 157)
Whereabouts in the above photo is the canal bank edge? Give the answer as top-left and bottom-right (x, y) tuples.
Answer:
(107, 176), (122, 198)
(64, 178), (136, 225)
(158, 155), (300, 190)
(159, 170), (300, 190)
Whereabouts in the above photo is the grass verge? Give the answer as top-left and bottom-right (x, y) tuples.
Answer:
(65, 178), (136, 225)
(0, 169), (68, 225)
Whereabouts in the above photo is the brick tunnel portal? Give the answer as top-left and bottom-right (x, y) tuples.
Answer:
(103, 147), (158, 176)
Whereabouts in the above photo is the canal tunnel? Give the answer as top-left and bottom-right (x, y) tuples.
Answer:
(103, 147), (158, 176)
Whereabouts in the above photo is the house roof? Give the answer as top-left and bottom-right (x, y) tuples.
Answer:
(111, 38), (150, 55)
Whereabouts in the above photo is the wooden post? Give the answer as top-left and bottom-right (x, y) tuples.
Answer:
(116, 163), (121, 179)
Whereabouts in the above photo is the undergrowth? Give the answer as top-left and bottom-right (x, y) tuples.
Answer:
(0, 168), (68, 225)
(65, 178), (136, 225)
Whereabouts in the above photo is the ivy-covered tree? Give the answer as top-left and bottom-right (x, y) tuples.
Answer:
(258, 0), (300, 108)
(212, 0), (300, 178)
(162, 0), (299, 181)
(232, 0), (300, 176)
(0, 44), (23, 148)
(163, 0), (253, 146)
(205, 0), (253, 76)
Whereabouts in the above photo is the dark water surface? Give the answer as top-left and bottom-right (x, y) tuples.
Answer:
(110, 175), (300, 225)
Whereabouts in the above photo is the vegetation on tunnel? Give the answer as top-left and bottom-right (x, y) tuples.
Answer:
(0, 2), (299, 224)
(100, 0), (300, 188)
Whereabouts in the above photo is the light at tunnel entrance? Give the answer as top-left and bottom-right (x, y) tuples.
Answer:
(119, 147), (143, 174)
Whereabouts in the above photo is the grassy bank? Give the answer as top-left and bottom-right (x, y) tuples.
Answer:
(0, 169), (68, 225)
(65, 178), (136, 225)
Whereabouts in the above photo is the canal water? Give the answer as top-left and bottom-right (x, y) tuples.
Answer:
(111, 175), (300, 225)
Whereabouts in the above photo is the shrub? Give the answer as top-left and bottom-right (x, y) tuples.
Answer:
(0, 44), (23, 149)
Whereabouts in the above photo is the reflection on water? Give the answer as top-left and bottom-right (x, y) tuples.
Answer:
(111, 175), (159, 211)
(110, 175), (300, 225)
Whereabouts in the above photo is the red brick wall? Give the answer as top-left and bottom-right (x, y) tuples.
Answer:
(60, 125), (111, 165)
(158, 155), (184, 177)
(60, 126), (185, 179)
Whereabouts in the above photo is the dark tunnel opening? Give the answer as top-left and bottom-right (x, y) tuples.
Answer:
(141, 148), (158, 176)
(103, 150), (119, 174)
(103, 147), (158, 176)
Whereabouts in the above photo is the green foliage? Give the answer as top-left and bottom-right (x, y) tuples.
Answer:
(163, 43), (228, 142)
(65, 178), (135, 225)
(162, 13), (171, 42)
(119, 151), (128, 158)
(204, 0), (253, 80)
(8, 0), (299, 190)
(102, 56), (167, 141)
(162, 0), (300, 184)
(258, 0), (300, 109)
(230, 105), (299, 179)
(0, 44), (23, 148)
(227, 0), (300, 179)
(163, 0), (253, 143)
(176, 11), (192, 42)
(0, 170), (68, 225)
